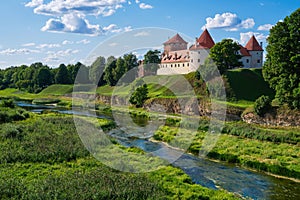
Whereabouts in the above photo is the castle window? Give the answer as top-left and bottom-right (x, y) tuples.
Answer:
(187, 63), (189, 67)
(171, 64), (173, 67)
(198, 59), (200, 63)
(183, 63), (185, 67)
(246, 59), (249, 63)
(191, 59), (193, 63)
(257, 59), (261, 64)
(198, 51), (201, 54)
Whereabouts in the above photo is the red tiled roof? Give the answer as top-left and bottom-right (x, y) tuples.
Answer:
(164, 33), (188, 45)
(245, 36), (263, 51)
(239, 45), (251, 56)
(161, 50), (190, 63)
(190, 29), (215, 50)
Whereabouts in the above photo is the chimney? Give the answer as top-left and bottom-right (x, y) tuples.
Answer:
(195, 37), (198, 47)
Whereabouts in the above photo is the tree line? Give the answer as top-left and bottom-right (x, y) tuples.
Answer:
(0, 50), (161, 93)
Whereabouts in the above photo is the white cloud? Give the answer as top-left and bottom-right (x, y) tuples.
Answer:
(25, 0), (43, 7)
(26, 0), (128, 35)
(45, 48), (79, 63)
(258, 24), (274, 31)
(134, 31), (150, 37)
(0, 48), (39, 55)
(109, 42), (118, 47)
(135, 0), (140, 3)
(240, 32), (268, 45)
(103, 24), (132, 33)
(202, 12), (255, 31)
(28, 0), (126, 17)
(62, 40), (74, 45)
(139, 3), (153, 9)
(36, 43), (61, 49)
(41, 13), (102, 36)
(22, 43), (36, 47)
(76, 39), (91, 44)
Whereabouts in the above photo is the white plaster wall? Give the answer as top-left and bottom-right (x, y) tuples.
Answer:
(157, 62), (192, 75)
(240, 56), (252, 68)
(249, 51), (263, 68)
(189, 49), (210, 71)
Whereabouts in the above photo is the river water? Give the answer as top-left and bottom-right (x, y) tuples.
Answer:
(17, 101), (300, 200)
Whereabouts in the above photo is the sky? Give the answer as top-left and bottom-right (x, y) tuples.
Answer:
(0, 0), (299, 69)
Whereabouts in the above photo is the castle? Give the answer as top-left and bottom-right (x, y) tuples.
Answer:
(157, 29), (264, 75)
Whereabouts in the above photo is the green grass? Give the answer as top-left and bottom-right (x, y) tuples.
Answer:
(0, 111), (239, 199)
(225, 68), (275, 101)
(38, 84), (73, 96)
(0, 88), (37, 100)
(153, 124), (300, 179)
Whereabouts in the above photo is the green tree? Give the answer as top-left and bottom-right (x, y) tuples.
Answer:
(129, 84), (149, 108)
(114, 57), (126, 84)
(104, 56), (117, 86)
(143, 50), (161, 73)
(55, 64), (71, 84)
(89, 56), (106, 86)
(210, 39), (243, 74)
(263, 8), (300, 109)
(36, 66), (53, 91)
(254, 95), (272, 116)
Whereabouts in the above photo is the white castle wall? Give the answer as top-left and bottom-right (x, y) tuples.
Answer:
(189, 49), (210, 70)
(157, 62), (192, 75)
(240, 56), (252, 68)
(249, 51), (263, 68)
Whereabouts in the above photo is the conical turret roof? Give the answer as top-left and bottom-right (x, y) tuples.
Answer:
(245, 36), (263, 51)
(164, 33), (188, 45)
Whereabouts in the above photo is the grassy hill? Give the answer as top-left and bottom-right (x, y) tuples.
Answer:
(39, 84), (73, 96)
(225, 68), (275, 101)
(96, 68), (275, 105)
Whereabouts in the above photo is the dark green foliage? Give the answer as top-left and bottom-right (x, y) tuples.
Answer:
(0, 107), (30, 123)
(104, 54), (139, 86)
(129, 84), (149, 107)
(90, 56), (106, 86)
(254, 95), (272, 116)
(68, 62), (90, 84)
(143, 50), (161, 73)
(226, 69), (275, 101)
(104, 56), (117, 86)
(0, 99), (15, 108)
(263, 8), (300, 109)
(55, 64), (71, 84)
(36, 66), (53, 91)
(210, 39), (243, 74)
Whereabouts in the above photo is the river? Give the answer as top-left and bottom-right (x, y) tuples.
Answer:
(17, 101), (300, 200)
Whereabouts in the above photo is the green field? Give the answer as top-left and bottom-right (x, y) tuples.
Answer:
(225, 68), (275, 101)
(0, 108), (238, 199)
(39, 84), (74, 96)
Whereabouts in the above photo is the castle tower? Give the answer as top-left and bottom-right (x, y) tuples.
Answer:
(245, 36), (264, 68)
(189, 29), (215, 70)
(163, 33), (188, 53)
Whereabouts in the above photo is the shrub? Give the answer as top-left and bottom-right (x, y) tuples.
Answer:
(254, 95), (272, 116)
(0, 99), (15, 108)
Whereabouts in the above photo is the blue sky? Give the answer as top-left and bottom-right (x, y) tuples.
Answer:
(0, 0), (299, 69)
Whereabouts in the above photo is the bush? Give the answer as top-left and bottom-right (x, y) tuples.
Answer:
(254, 95), (272, 116)
(0, 99), (15, 108)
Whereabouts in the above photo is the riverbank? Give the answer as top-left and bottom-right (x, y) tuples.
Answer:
(0, 106), (239, 199)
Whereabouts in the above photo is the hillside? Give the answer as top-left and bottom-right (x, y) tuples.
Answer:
(225, 68), (275, 101)
(96, 68), (275, 105)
